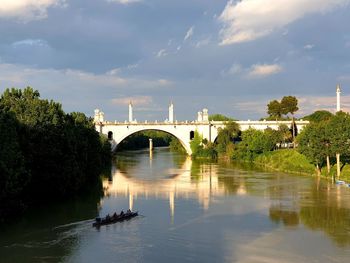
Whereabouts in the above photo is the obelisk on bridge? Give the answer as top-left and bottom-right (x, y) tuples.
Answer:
(336, 84), (341, 112)
(169, 101), (174, 123)
(129, 101), (133, 123)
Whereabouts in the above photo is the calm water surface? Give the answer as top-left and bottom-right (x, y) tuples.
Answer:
(1, 148), (350, 262)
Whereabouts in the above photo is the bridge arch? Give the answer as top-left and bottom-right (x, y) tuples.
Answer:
(114, 127), (192, 155)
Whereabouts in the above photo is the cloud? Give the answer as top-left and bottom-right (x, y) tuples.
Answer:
(304, 44), (315, 50)
(248, 63), (282, 78)
(111, 96), (152, 106)
(12, 39), (49, 48)
(0, 63), (173, 116)
(228, 63), (243, 75)
(0, 0), (65, 21)
(298, 95), (350, 115)
(219, 0), (350, 45)
(184, 26), (195, 41)
(156, 49), (167, 58)
(195, 37), (211, 48)
(107, 0), (142, 5)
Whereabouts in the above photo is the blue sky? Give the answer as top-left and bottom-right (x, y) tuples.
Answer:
(0, 0), (350, 121)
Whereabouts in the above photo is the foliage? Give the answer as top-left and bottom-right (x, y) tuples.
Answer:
(190, 131), (203, 156)
(0, 87), (111, 219)
(278, 124), (292, 142)
(280, 96), (299, 116)
(169, 138), (187, 154)
(327, 112), (350, 166)
(302, 110), (333, 123)
(190, 131), (217, 159)
(267, 100), (282, 119)
(267, 96), (299, 119)
(298, 111), (350, 177)
(232, 128), (281, 161)
(297, 121), (329, 173)
(209, 114), (236, 121)
(254, 149), (315, 175)
(0, 111), (28, 217)
(117, 130), (173, 151)
(215, 121), (240, 154)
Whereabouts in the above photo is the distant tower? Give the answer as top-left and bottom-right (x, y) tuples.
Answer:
(129, 101), (133, 122)
(98, 111), (104, 122)
(94, 109), (100, 123)
(197, 111), (203, 122)
(169, 101), (174, 123)
(336, 84), (341, 112)
(202, 108), (209, 122)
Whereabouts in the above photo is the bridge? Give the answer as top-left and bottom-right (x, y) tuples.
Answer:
(94, 102), (309, 155)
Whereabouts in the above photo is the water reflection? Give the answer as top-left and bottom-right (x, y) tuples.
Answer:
(105, 148), (350, 248)
(105, 153), (246, 213)
(2, 148), (350, 263)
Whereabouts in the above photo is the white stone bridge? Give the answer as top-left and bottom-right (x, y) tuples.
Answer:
(94, 102), (309, 155)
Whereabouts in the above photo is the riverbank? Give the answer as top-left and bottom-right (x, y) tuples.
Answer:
(253, 149), (350, 182)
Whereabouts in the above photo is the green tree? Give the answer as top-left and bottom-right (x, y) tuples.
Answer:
(298, 122), (329, 175)
(0, 87), (111, 215)
(215, 121), (240, 155)
(233, 128), (276, 160)
(190, 131), (204, 156)
(209, 114), (235, 121)
(302, 110), (333, 123)
(267, 100), (282, 119)
(0, 111), (29, 218)
(281, 96), (299, 116)
(328, 112), (350, 178)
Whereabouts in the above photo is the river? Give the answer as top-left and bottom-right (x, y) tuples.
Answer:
(1, 147), (350, 262)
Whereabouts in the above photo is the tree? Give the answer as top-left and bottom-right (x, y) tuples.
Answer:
(328, 112), (350, 178)
(0, 87), (111, 214)
(0, 111), (29, 218)
(281, 96), (299, 116)
(302, 110), (333, 123)
(190, 131), (203, 156)
(233, 128), (276, 160)
(267, 100), (282, 119)
(215, 121), (240, 155)
(297, 123), (327, 175)
(209, 114), (235, 121)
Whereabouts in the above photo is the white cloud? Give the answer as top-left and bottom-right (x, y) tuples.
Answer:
(12, 39), (49, 48)
(0, 63), (172, 100)
(111, 96), (152, 106)
(248, 63), (282, 78)
(184, 26), (195, 41)
(219, 0), (350, 45)
(195, 37), (211, 48)
(228, 63), (242, 75)
(156, 49), (167, 58)
(221, 63), (243, 76)
(0, 0), (65, 21)
(304, 44), (315, 50)
(107, 0), (142, 5)
(298, 95), (350, 115)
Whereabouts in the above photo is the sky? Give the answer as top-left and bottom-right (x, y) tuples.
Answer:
(1, 0), (350, 122)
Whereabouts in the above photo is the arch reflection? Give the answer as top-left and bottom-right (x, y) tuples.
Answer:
(103, 154), (248, 218)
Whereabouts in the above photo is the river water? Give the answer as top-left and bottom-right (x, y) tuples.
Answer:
(1, 147), (350, 262)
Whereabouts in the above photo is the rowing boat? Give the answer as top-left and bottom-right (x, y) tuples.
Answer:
(93, 211), (138, 227)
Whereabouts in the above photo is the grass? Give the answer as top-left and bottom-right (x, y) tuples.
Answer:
(254, 149), (316, 176)
(253, 149), (350, 182)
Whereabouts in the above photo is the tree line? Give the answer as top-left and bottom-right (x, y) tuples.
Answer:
(0, 87), (111, 220)
(192, 96), (350, 180)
